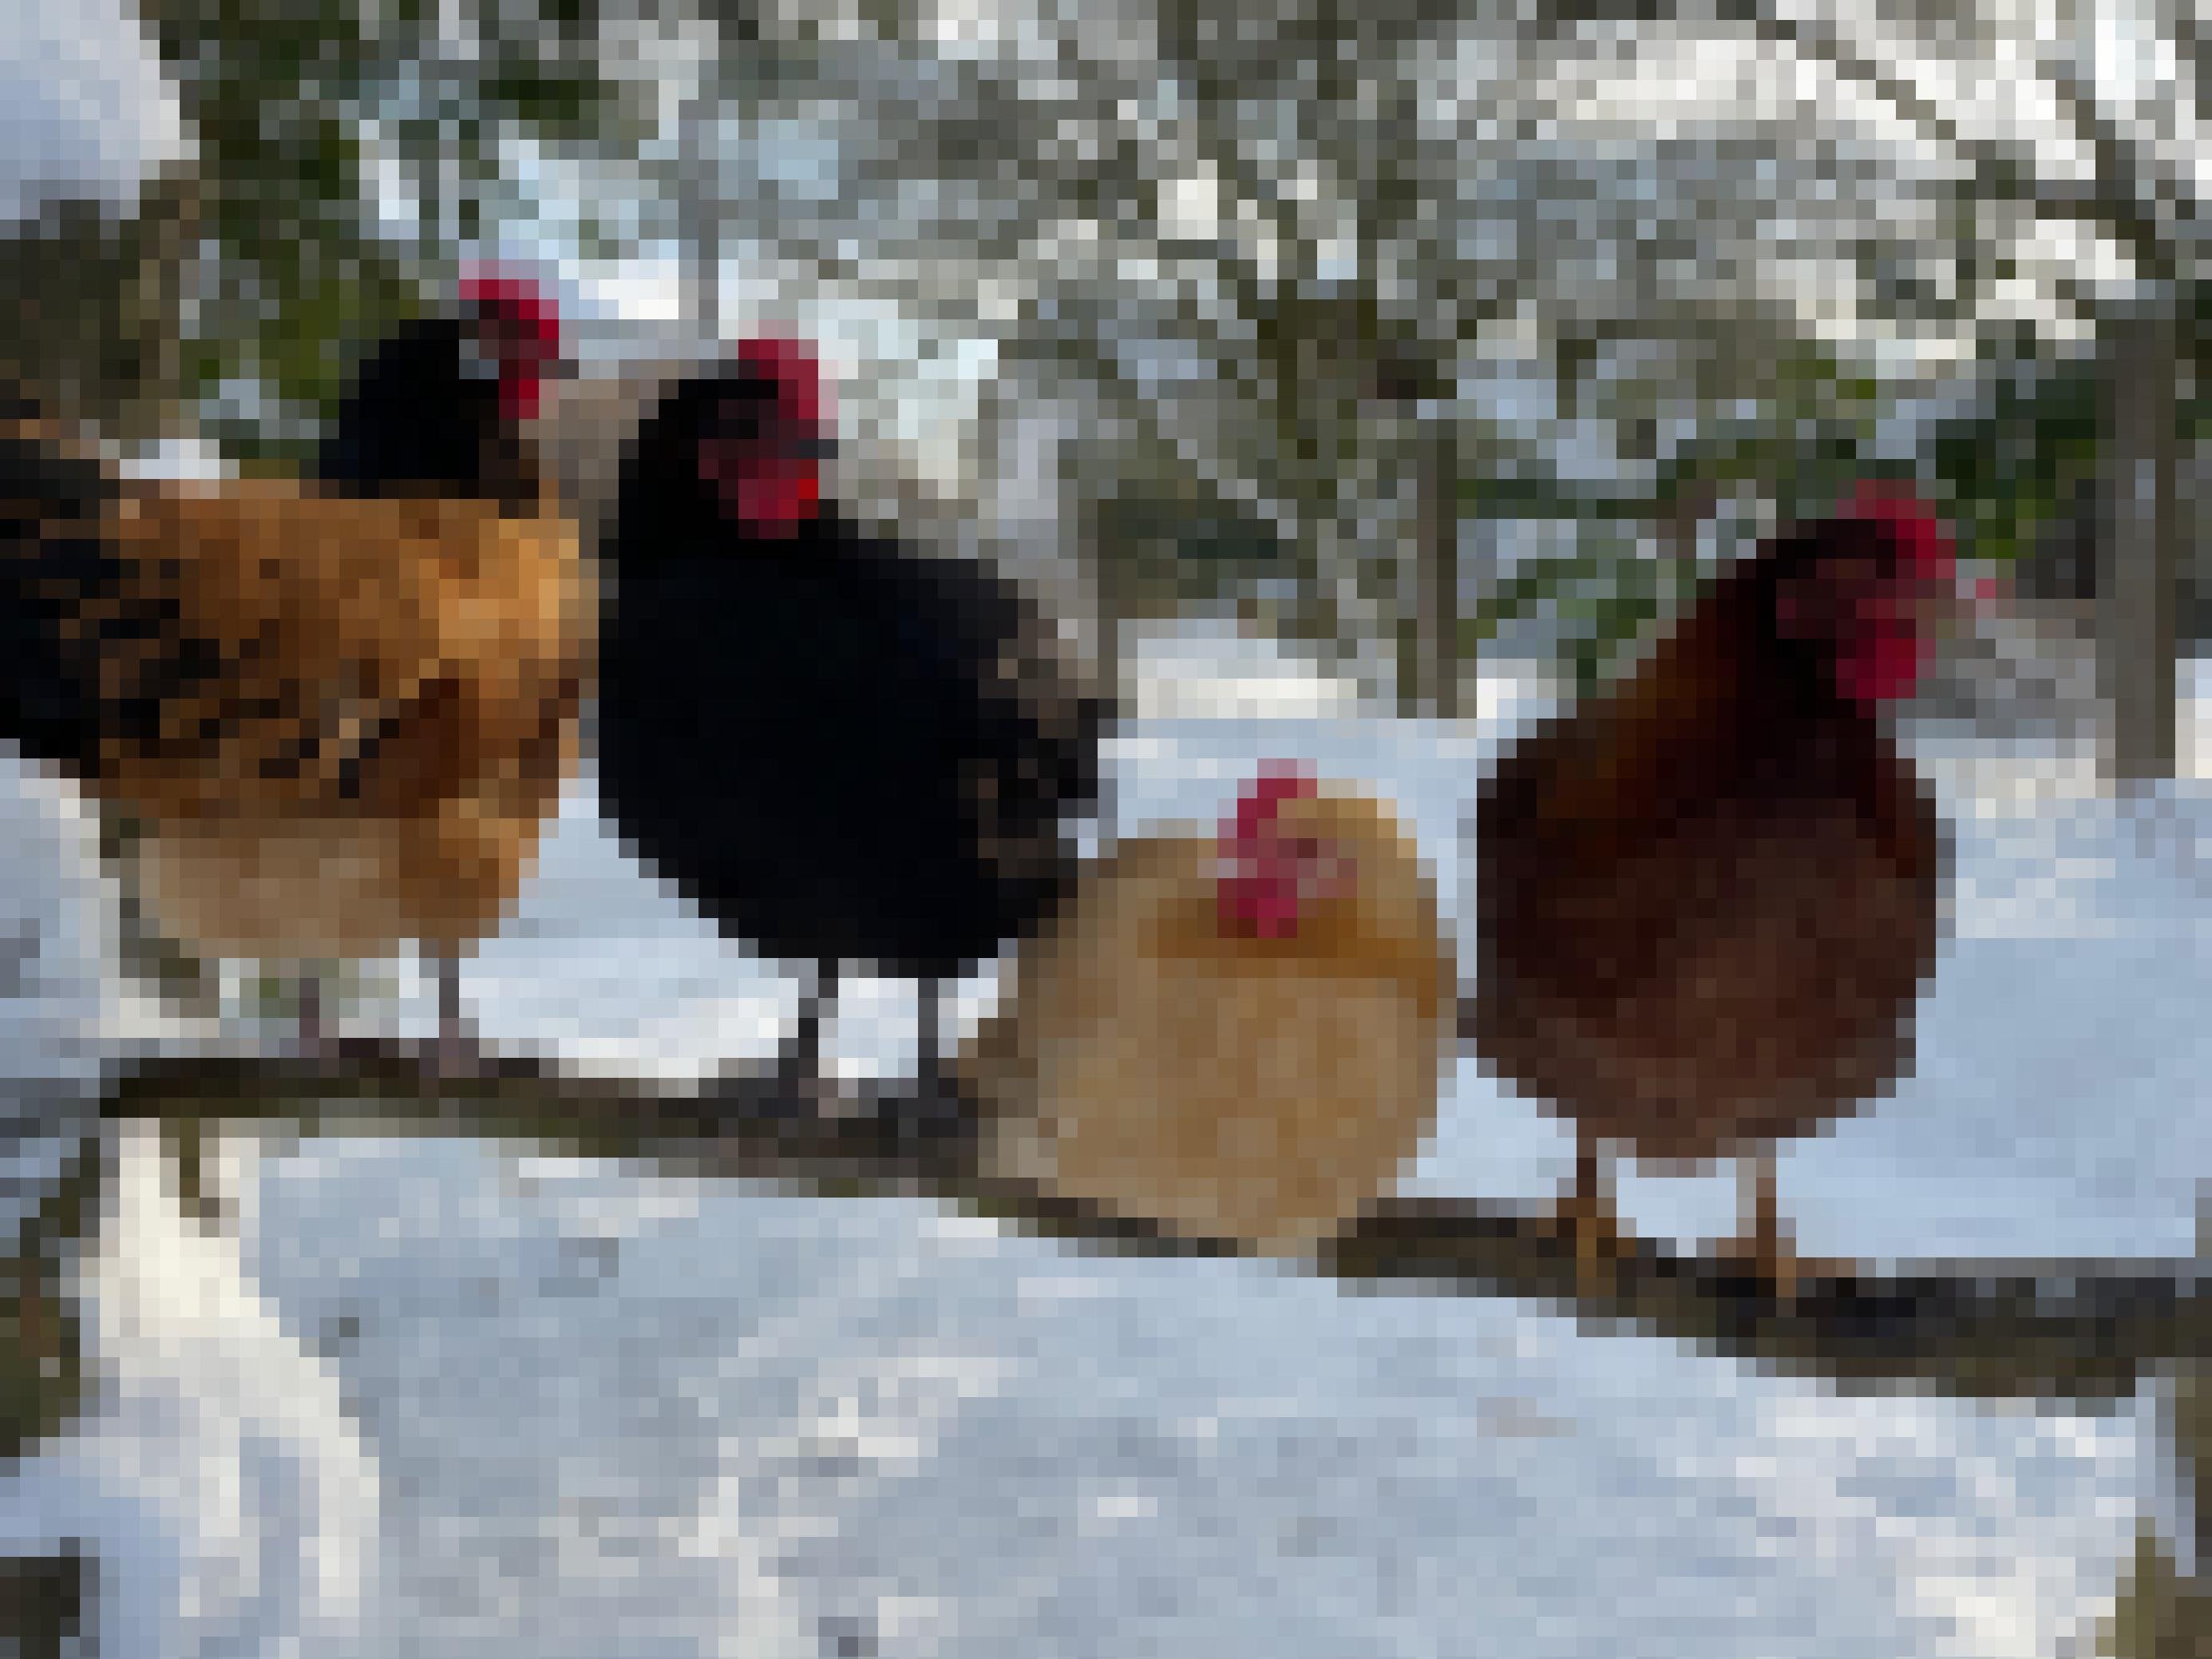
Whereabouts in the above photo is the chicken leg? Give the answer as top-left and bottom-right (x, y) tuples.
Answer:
(1549, 1138), (1629, 1279)
(1711, 1150), (1853, 1299)
(425, 950), (482, 1082)
(780, 956), (849, 1117)
(914, 976), (947, 1101)
(295, 962), (339, 1068)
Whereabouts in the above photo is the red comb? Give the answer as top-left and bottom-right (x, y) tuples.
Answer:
(1217, 764), (1321, 940)
(1223, 762), (1317, 848)
(733, 335), (829, 431)
(459, 271), (562, 354)
(1839, 481), (1953, 577)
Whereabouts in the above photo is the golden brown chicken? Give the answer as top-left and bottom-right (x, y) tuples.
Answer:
(960, 765), (1457, 1253)
(1470, 486), (1955, 1292)
(0, 405), (588, 1071)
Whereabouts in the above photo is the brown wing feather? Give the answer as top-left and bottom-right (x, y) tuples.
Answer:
(1497, 579), (1770, 866)
(93, 478), (587, 960)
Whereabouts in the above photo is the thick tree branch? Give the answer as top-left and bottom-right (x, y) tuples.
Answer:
(85, 1039), (2212, 1407)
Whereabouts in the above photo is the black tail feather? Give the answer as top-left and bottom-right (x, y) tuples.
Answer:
(0, 410), (234, 783)
(0, 413), (124, 775)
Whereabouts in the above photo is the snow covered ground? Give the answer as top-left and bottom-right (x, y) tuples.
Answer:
(1, 621), (2199, 1657)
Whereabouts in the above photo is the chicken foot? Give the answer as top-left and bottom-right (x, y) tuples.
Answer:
(1710, 1150), (1855, 1299)
(770, 964), (965, 1133)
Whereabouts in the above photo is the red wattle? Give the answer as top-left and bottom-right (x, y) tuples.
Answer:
(1835, 627), (1929, 707)
(498, 374), (543, 422)
(728, 470), (820, 535)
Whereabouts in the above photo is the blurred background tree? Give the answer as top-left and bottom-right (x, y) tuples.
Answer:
(3, 0), (2203, 766)
(120, 0), (627, 464)
(0, 165), (202, 444)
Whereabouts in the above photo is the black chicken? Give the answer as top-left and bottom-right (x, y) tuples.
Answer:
(315, 271), (562, 513)
(596, 339), (1109, 1111)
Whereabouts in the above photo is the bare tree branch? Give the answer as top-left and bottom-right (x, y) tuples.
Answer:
(81, 1042), (2212, 1407)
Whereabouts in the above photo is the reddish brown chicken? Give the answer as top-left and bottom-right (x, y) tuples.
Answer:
(1470, 485), (1956, 1290)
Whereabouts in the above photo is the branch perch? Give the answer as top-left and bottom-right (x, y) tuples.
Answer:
(92, 1040), (2210, 1406)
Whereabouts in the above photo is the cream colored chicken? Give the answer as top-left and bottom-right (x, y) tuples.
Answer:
(961, 766), (1456, 1253)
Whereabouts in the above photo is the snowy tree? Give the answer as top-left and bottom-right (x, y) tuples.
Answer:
(608, 0), (2197, 726)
